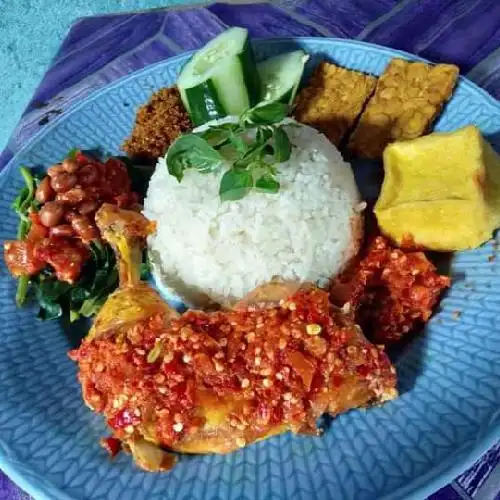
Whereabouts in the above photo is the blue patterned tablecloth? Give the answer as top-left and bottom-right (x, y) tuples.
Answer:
(1, 2), (499, 499)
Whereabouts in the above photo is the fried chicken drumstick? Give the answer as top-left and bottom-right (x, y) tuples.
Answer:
(70, 205), (398, 472)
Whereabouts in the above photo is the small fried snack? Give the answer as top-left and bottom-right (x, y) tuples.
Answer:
(294, 62), (377, 146)
(122, 87), (192, 161)
(348, 59), (459, 158)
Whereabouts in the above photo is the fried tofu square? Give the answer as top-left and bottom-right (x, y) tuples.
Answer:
(294, 62), (377, 146)
(348, 59), (459, 158)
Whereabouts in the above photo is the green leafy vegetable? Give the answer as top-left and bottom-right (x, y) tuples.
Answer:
(12, 167), (39, 239)
(35, 278), (71, 321)
(116, 156), (154, 200)
(256, 174), (280, 193)
(17, 218), (30, 240)
(256, 126), (273, 145)
(166, 102), (293, 201)
(219, 168), (254, 201)
(33, 240), (120, 322)
(167, 134), (224, 182)
(273, 127), (292, 163)
(240, 102), (289, 126)
(9, 153), (144, 322)
(10, 167), (40, 305)
(140, 250), (152, 280)
(200, 124), (237, 148)
(18, 167), (36, 214)
(15, 276), (30, 307)
(233, 142), (268, 170)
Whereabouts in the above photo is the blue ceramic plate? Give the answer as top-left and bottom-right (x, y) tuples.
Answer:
(0, 38), (499, 500)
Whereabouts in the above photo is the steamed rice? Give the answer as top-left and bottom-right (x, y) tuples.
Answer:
(144, 120), (362, 306)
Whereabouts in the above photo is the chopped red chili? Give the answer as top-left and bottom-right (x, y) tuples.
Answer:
(331, 236), (451, 344)
(70, 287), (397, 450)
(100, 437), (122, 458)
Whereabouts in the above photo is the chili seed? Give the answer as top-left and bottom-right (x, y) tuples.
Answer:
(306, 324), (322, 335)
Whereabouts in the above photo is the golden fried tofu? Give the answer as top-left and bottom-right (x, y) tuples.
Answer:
(348, 59), (459, 158)
(375, 126), (500, 250)
(294, 62), (377, 146)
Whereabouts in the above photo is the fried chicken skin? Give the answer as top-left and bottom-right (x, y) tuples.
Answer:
(70, 205), (397, 472)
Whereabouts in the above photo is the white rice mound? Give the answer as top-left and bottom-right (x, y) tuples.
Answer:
(144, 120), (363, 306)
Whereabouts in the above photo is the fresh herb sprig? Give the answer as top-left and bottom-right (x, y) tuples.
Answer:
(166, 102), (292, 201)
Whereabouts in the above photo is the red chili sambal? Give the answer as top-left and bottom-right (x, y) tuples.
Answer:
(331, 236), (451, 344)
(70, 287), (397, 453)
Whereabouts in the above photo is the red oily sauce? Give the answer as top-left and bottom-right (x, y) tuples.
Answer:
(4, 154), (139, 283)
(70, 287), (396, 448)
(331, 236), (451, 344)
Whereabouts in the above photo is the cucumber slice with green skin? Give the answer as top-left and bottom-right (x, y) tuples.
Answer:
(178, 27), (261, 126)
(258, 50), (310, 105)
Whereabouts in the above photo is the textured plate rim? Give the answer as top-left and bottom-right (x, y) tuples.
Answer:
(0, 36), (499, 500)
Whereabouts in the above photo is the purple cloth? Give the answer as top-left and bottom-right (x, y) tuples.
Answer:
(1, 1), (500, 498)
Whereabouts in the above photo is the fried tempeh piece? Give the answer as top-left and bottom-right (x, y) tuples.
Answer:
(122, 87), (191, 161)
(348, 59), (459, 158)
(294, 62), (377, 146)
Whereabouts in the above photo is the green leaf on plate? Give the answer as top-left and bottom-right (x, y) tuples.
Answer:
(256, 126), (273, 145)
(167, 134), (224, 181)
(273, 126), (292, 163)
(256, 174), (280, 194)
(219, 168), (254, 202)
(243, 102), (289, 126)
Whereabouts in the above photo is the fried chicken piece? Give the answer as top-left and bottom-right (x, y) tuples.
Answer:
(70, 206), (398, 472)
(122, 87), (192, 161)
(294, 61), (376, 146)
(330, 236), (450, 344)
(348, 59), (459, 158)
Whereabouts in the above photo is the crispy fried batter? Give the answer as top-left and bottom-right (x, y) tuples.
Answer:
(122, 87), (192, 161)
(70, 206), (398, 473)
(294, 61), (377, 146)
(348, 59), (459, 158)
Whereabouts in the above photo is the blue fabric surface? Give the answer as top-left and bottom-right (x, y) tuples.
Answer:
(0, 0), (187, 154)
(0, 1), (499, 499)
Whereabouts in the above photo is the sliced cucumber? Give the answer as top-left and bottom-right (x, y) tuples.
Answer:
(178, 27), (260, 126)
(258, 50), (310, 105)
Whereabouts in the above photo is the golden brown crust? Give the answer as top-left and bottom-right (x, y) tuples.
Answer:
(122, 87), (192, 161)
(71, 286), (398, 467)
(348, 59), (459, 158)
(294, 62), (377, 146)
